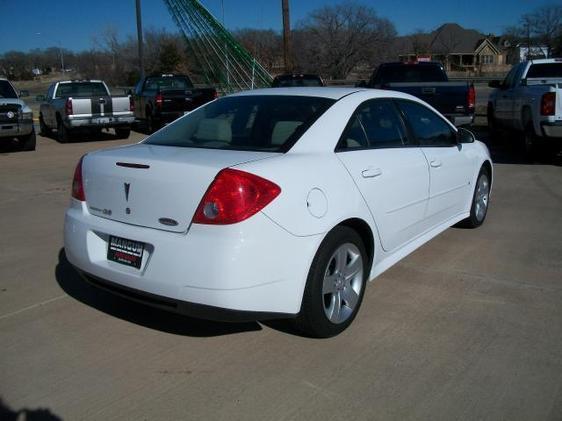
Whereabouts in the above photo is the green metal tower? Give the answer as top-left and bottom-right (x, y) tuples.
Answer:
(163, 0), (273, 93)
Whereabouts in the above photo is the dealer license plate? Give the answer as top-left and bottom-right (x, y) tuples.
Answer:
(107, 235), (144, 269)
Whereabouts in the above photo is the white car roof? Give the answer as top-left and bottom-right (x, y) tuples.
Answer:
(229, 87), (420, 101)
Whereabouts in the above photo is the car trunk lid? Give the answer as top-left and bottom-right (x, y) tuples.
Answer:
(82, 144), (278, 233)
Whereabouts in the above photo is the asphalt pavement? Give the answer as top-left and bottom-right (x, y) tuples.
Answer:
(1, 126), (561, 420)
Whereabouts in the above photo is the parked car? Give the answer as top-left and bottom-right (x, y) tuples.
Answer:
(363, 62), (475, 126)
(132, 74), (217, 133)
(64, 87), (492, 338)
(271, 74), (325, 87)
(0, 77), (35, 151)
(39, 80), (134, 142)
(487, 58), (562, 154)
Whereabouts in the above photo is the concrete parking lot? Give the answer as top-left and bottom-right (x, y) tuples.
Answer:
(1, 126), (561, 420)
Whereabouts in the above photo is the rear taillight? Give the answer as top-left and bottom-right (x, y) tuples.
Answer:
(541, 92), (556, 116)
(72, 156), (85, 201)
(129, 95), (135, 112)
(213, 90), (219, 99)
(65, 98), (73, 115)
(467, 85), (476, 111)
(192, 168), (281, 225)
(155, 93), (163, 109)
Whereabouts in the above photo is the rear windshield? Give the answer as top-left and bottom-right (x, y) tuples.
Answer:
(55, 82), (109, 98)
(527, 63), (562, 78)
(272, 76), (324, 87)
(145, 95), (335, 152)
(372, 64), (448, 85)
(144, 76), (194, 92)
(0, 80), (18, 98)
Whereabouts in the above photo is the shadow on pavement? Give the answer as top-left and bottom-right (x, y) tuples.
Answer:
(55, 249), (262, 337)
(0, 397), (62, 421)
(40, 128), (129, 144)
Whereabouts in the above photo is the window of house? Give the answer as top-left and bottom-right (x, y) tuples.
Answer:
(481, 55), (494, 65)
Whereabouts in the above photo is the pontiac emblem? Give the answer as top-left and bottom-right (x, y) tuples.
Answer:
(7, 111), (14, 119)
(124, 183), (130, 201)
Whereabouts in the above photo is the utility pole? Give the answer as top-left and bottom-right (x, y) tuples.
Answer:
(135, 0), (145, 79)
(282, 0), (292, 73)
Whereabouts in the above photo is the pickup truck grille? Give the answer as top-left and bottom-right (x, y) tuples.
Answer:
(0, 104), (21, 124)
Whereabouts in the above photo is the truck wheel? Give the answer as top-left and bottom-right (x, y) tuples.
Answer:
(487, 104), (500, 141)
(294, 226), (367, 338)
(115, 128), (131, 139)
(57, 119), (71, 143)
(39, 114), (50, 136)
(147, 113), (159, 134)
(19, 128), (36, 151)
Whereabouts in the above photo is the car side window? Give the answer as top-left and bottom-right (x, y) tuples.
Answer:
(47, 84), (55, 99)
(398, 100), (457, 147)
(503, 66), (518, 89)
(338, 99), (408, 151)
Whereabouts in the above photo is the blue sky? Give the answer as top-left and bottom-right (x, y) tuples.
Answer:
(0, 0), (553, 53)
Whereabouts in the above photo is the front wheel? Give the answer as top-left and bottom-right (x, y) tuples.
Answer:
(295, 226), (367, 338)
(19, 129), (36, 151)
(115, 128), (131, 139)
(458, 167), (490, 228)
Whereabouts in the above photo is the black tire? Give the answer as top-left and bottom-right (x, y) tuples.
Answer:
(146, 112), (159, 134)
(57, 119), (71, 143)
(522, 122), (539, 160)
(39, 114), (50, 136)
(487, 104), (500, 141)
(295, 226), (368, 338)
(458, 166), (491, 228)
(115, 128), (131, 139)
(19, 128), (36, 151)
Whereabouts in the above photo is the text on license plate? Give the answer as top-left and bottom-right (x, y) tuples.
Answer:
(107, 235), (144, 269)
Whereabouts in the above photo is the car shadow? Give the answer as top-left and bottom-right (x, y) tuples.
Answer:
(0, 397), (62, 421)
(55, 249), (262, 337)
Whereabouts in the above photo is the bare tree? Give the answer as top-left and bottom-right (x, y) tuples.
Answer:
(294, 1), (397, 79)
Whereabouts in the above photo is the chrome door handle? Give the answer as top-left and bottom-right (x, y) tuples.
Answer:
(430, 160), (442, 168)
(361, 167), (382, 178)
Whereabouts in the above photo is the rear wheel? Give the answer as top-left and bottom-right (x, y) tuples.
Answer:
(459, 167), (490, 228)
(295, 226), (367, 338)
(146, 112), (159, 134)
(18, 129), (36, 151)
(39, 114), (50, 136)
(115, 128), (131, 139)
(57, 119), (71, 143)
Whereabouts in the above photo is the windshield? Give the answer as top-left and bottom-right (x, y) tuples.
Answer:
(373, 64), (448, 85)
(55, 82), (109, 98)
(527, 63), (562, 78)
(145, 95), (335, 152)
(0, 80), (18, 98)
(144, 76), (194, 91)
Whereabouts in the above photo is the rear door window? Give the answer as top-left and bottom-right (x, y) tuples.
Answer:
(145, 95), (335, 152)
(397, 100), (457, 147)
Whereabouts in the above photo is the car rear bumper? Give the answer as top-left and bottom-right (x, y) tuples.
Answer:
(64, 200), (321, 317)
(541, 121), (562, 139)
(0, 120), (33, 138)
(446, 114), (474, 127)
(67, 114), (134, 129)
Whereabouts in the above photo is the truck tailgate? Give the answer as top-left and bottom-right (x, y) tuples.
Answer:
(386, 82), (470, 114)
(70, 96), (131, 118)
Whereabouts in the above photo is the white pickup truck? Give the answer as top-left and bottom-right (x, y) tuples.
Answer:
(488, 58), (562, 154)
(39, 80), (134, 143)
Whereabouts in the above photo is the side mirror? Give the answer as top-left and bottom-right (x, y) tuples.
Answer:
(126, 89), (133, 96)
(19, 90), (29, 97)
(488, 80), (502, 89)
(457, 127), (475, 144)
(355, 80), (367, 88)
(520, 78), (527, 86)
(35, 94), (46, 102)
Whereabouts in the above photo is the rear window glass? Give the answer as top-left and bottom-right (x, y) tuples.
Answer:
(373, 64), (447, 84)
(527, 63), (562, 78)
(56, 82), (108, 98)
(144, 76), (194, 91)
(145, 95), (335, 152)
(0, 80), (18, 98)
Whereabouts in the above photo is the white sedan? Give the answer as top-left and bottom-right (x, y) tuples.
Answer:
(64, 88), (492, 337)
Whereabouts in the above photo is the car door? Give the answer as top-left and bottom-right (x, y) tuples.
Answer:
(336, 99), (430, 252)
(495, 64), (525, 126)
(397, 100), (473, 227)
(44, 83), (56, 128)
